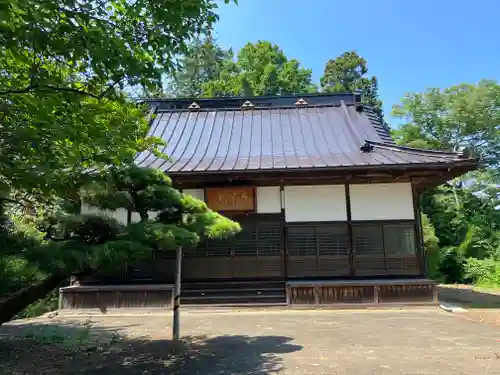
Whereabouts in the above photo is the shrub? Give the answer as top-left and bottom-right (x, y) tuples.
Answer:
(422, 213), (441, 280)
(15, 291), (59, 319)
(464, 257), (500, 287)
(438, 247), (466, 283)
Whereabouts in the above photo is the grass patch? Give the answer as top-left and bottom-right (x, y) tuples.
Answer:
(1, 318), (124, 353)
(0, 319), (126, 375)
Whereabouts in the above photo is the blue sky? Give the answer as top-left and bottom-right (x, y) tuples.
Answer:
(213, 0), (499, 125)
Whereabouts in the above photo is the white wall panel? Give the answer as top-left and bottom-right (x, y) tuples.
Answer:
(256, 186), (281, 213)
(284, 185), (347, 222)
(182, 188), (205, 201)
(81, 204), (155, 224)
(148, 211), (159, 221)
(81, 204), (140, 224)
(349, 183), (414, 220)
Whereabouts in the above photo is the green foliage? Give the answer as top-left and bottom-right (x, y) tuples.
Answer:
(464, 257), (500, 287)
(13, 318), (124, 351)
(392, 80), (500, 164)
(438, 248), (466, 284)
(165, 35), (234, 98)
(78, 167), (240, 269)
(0, 213), (46, 296)
(15, 290), (59, 319)
(0, 0), (237, 320)
(0, 0), (224, 90)
(422, 213), (440, 280)
(0, 213), (58, 319)
(161, 42), (386, 127)
(422, 183), (499, 258)
(29, 165), (242, 277)
(320, 51), (383, 122)
(0, 255), (44, 295)
(421, 182), (499, 284)
(201, 41), (315, 97)
(394, 80), (500, 285)
(1, 166), (240, 321)
(83, 166), (240, 239)
(0, 0), (231, 200)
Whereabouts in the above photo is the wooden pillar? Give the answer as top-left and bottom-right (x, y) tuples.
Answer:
(58, 288), (63, 310)
(412, 183), (426, 276)
(172, 247), (183, 341)
(280, 185), (288, 280)
(381, 221), (388, 274)
(373, 285), (380, 304)
(345, 183), (355, 276)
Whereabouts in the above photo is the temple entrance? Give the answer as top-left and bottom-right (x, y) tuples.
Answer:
(182, 213), (284, 280)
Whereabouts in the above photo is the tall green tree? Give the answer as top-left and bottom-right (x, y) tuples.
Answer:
(0, 0), (232, 199)
(392, 80), (500, 165)
(201, 40), (315, 97)
(0, 166), (240, 323)
(165, 35), (233, 98)
(320, 52), (383, 122)
(392, 81), (500, 282)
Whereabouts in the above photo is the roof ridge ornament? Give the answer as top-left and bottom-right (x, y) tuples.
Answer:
(241, 100), (255, 109)
(360, 140), (374, 153)
(295, 98), (308, 106)
(188, 102), (200, 110)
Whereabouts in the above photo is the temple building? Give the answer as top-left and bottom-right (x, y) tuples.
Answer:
(61, 92), (478, 309)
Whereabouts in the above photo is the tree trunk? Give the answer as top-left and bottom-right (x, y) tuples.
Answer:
(0, 275), (66, 324)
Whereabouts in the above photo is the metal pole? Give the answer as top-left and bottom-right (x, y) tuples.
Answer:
(172, 247), (182, 341)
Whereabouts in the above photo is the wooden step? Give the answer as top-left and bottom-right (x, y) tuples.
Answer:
(182, 280), (285, 291)
(181, 280), (287, 305)
(182, 294), (287, 305)
(182, 302), (288, 309)
(182, 288), (285, 298)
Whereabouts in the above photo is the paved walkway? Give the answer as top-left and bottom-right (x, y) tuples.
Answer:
(3, 308), (500, 374)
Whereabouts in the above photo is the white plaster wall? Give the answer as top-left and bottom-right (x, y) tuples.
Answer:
(349, 183), (415, 220)
(284, 185), (347, 222)
(256, 186), (281, 213)
(148, 211), (159, 221)
(81, 204), (158, 224)
(182, 188), (205, 201)
(81, 204), (140, 224)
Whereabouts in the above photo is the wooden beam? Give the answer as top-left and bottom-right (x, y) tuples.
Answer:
(344, 183), (355, 277)
(280, 185), (288, 280)
(171, 167), (469, 190)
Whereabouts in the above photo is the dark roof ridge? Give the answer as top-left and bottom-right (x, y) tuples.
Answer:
(143, 92), (360, 111)
(152, 102), (360, 113)
(141, 92), (356, 103)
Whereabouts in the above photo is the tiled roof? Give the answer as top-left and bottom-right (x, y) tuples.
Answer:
(135, 94), (477, 174)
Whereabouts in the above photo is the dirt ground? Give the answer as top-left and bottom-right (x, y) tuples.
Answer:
(1, 308), (500, 375)
(460, 308), (500, 327)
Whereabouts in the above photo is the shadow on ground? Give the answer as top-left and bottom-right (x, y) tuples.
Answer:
(0, 320), (302, 375)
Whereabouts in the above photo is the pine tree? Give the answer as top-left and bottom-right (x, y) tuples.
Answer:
(0, 166), (239, 323)
(320, 52), (384, 123)
(165, 35), (234, 98)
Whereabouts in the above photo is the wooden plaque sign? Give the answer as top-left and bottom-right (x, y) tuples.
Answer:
(206, 187), (255, 212)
